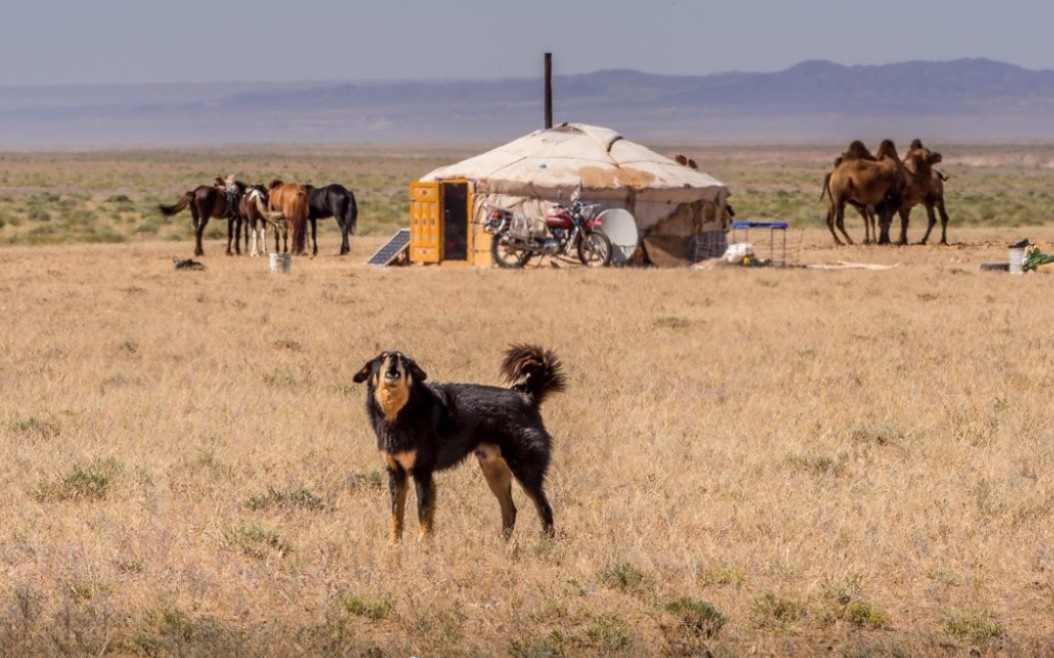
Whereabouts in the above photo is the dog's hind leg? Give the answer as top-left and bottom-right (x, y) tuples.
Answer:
(522, 484), (555, 538)
(413, 471), (437, 540)
(512, 467), (555, 537)
(475, 443), (517, 538)
(387, 468), (408, 545)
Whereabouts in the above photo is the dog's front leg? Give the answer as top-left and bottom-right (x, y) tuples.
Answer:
(388, 468), (408, 545)
(413, 470), (436, 540)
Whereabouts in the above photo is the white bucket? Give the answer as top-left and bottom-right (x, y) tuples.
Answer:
(269, 252), (291, 274)
(1008, 247), (1026, 275)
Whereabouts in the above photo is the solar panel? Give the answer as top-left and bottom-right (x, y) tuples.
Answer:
(366, 228), (411, 266)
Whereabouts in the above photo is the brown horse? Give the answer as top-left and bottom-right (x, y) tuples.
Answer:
(158, 179), (247, 256)
(267, 180), (311, 255)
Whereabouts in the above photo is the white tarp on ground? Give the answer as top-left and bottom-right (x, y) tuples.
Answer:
(419, 123), (729, 235)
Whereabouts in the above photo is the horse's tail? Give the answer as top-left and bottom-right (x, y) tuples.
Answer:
(346, 190), (358, 235)
(250, 190), (268, 217)
(158, 191), (193, 216)
(291, 190), (309, 254)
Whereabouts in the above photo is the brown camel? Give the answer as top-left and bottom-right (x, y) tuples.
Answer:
(827, 140), (947, 245)
(886, 141), (943, 245)
(917, 169), (950, 245)
(822, 140), (905, 246)
(905, 139), (951, 245)
(821, 141), (882, 244)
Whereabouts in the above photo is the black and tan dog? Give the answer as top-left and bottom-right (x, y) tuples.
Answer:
(353, 344), (565, 544)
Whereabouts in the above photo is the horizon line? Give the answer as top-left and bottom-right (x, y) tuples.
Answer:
(0, 56), (1046, 89)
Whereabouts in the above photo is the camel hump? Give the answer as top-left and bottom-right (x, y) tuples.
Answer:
(875, 139), (898, 160)
(841, 140), (876, 161)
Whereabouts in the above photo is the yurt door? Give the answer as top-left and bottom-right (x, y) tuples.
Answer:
(409, 180), (474, 264)
(441, 181), (470, 261)
(409, 181), (441, 263)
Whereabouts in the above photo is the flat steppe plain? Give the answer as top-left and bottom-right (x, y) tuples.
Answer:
(2, 222), (1054, 656)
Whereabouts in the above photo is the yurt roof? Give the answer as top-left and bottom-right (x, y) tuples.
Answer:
(419, 123), (726, 203)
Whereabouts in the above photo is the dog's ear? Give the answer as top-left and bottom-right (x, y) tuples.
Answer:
(404, 357), (427, 382)
(353, 356), (379, 383)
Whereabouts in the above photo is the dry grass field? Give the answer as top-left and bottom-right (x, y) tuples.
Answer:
(2, 145), (1054, 657)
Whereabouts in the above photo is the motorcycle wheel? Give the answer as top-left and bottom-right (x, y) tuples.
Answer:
(577, 231), (613, 267)
(490, 233), (531, 269)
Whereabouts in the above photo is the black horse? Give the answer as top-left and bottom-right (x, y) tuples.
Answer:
(307, 184), (359, 255)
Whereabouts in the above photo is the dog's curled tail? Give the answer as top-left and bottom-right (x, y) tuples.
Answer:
(501, 344), (566, 407)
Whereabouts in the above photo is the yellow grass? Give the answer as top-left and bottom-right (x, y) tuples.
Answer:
(2, 226), (1054, 657)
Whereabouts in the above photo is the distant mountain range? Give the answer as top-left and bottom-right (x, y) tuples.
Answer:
(1, 58), (1052, 145)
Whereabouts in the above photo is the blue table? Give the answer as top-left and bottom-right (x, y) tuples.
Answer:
(731, 220), (788, 266)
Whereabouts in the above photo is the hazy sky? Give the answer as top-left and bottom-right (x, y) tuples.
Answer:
(4, 0), (1053, 85)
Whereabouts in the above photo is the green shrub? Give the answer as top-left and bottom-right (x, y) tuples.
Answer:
(136, 608), (246, 657)
(508, 635), (564, 658)
(346, 471), (385, 491)
(37, 458), (121, 502)
(944, 611), (1004, 641)
(841, 601), (887, 629)
(699, 565), (746, 586)
(246, 485), (326, 511)
(582, 613), (629, 652)
(136, 220), (159, 235)
(665, 597), (727, 638)
(751, 592), (804, 631)
(343, 595), (393, 621)
(223, 524), (293, 559)
(83, 227), (126, 244)
(10, 416), (60, 441)
(64, 208), (97, 227)
(596, 562), (648, 593)
(784, 452), (846, 476)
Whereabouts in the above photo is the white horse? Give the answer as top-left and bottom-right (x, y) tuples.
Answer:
(242, 186), (279, 256)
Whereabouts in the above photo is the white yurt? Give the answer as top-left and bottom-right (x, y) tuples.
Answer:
(408, 122), (731, 266)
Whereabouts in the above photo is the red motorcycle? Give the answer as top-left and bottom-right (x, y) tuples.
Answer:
(487, 199), (613, 268)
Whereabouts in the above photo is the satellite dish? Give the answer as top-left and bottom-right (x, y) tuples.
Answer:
(597, 209), (638, 264)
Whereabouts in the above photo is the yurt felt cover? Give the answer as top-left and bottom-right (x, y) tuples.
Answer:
(418, 123), (729, 233)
